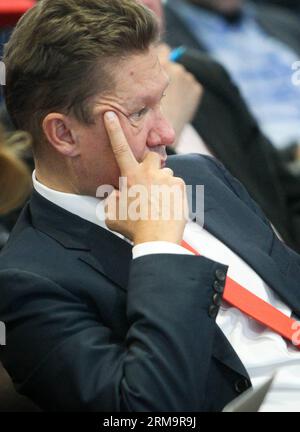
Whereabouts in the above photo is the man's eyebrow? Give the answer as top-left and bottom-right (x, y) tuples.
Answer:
(136, 78), (170, 106)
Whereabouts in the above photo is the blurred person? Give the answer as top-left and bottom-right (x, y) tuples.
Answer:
(0, 0), (36, 102)
(252, 0), (300, 15)
(0, 126), (32, 248)
(140, 0), (300, 253)
(1, 0), (300, 412)
(164, 0), (300, 156)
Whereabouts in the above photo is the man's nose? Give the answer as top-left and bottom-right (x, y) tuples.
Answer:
(147, 116), (176, 147)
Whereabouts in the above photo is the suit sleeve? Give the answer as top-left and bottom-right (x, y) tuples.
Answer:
(0, 254), (227, 412)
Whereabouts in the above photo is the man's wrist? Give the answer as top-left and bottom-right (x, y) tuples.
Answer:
(133, 233), (182, 246)
(132, 241), (193, 260)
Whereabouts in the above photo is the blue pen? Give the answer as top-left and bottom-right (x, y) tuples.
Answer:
(169, 46), (187, 62)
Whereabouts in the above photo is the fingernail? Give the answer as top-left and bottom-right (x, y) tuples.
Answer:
(105, 111), (117, 122)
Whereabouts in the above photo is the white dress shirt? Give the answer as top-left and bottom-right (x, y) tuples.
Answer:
(33, 171), (300, 411)
(176, 124), (213, 156)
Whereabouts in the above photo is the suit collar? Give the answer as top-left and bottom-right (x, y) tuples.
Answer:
(29, 190), (132, 291)
(32, 170), (106, 229)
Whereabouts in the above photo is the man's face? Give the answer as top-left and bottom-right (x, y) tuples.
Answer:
(75, 46), (175, 194)
(188, 0), (242, 14)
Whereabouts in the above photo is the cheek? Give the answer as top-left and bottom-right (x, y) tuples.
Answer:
(119, 117), (149, 162)
(129, 136), (147, 162)
(79, 125), (111, 170)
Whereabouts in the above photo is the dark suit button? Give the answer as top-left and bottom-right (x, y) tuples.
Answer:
(215, 269), (226, 282)
(213, 293), (222, 307)
(213, 280), (224, 293)
(209, 305), (219, 319)
(234, 378), (251, 394)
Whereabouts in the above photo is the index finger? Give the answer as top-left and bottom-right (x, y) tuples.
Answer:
(104, 111), (139, 174)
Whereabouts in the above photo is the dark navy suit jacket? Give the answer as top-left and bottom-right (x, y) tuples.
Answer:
(0, 155), (299, 411)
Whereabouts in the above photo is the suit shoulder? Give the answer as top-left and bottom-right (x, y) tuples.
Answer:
(0, 221), (74, 280)
(167, 154), (229, 182)
(167, 154), (271, 225)
(167, 153), (243, 196)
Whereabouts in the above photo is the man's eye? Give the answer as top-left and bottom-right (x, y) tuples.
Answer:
(130, 107), (149, 121)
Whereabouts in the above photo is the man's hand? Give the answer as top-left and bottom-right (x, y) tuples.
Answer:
(103, 111), (188, 245)
(157, 44), (203, 142)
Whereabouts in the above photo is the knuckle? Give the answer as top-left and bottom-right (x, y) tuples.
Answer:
(112, 143), (127, 156)
(163, 168), (174, 176)
(173, 177), (186, 187)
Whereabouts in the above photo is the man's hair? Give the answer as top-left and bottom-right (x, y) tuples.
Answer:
(4, 0), (159, 151)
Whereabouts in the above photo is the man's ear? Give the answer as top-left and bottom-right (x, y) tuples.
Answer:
(42, 113), (80, 157)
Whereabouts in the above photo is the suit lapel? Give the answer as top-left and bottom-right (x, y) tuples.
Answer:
(29, 191), (132, 292)
(78, 226), (132, 292)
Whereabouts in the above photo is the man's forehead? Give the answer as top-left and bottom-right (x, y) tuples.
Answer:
(114, 49), (169, 102)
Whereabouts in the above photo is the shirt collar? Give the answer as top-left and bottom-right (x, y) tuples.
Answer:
(32, 170), (107, 229)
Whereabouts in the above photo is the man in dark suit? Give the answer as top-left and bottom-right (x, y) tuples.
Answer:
(1, 0), (300, 412)
(252, 0), (300, 16)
